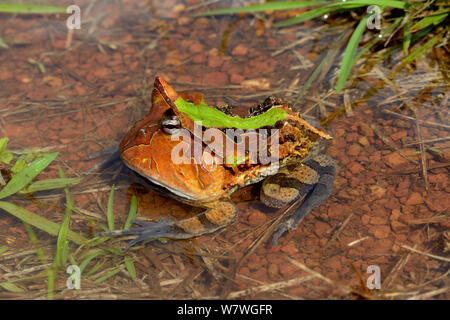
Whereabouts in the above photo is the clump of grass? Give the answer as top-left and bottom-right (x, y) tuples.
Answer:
(195, 0), (449, 92)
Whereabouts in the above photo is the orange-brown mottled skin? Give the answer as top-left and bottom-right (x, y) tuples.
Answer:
(102, 77), (337, 250)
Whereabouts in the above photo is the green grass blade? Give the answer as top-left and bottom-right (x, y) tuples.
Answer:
(336, 14), (370, 92)
(107, 185), (115, 231)
(26, 177), (82, 193)
(23, 222), (47, 264)
(94, 267), (121, 284)
(55, 168), (72, 267)
(124, 195), (138, 230)
(274, 0), (406, 27)
(403, 20), (411, 54)
(410, 12), (448, 33)
(194, 1), (325, 16)
(124, 257), (136, 280)
(401, 32), (444, 65)
(0, 3), (66, 14)
(0, 282), (24, 293)
(0, 201), (87, 245)
(79, 248), (107, 274)
(0, 37), (8, 49)
(0, 152), (58, 199)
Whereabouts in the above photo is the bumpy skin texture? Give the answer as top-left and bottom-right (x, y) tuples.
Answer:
(100, 78), (336, 250)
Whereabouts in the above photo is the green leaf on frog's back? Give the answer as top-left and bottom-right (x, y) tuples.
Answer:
(175, 98), (288, 129)
(0, 138), (8, 153)
(0, 152), (58, 199)
(26, 177), (83, 193)
(0, 201), (87, 245)
(0, 138), (13, 164)
(0, 3), (67, 14)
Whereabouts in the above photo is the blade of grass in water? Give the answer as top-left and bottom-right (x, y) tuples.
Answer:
(401, 32), (444, 65)
(0, 245), (8, 255)
(94, 267), (121, 283)
(55, 168), (72, 267)
(79, 248), (108, 274)
(124, 195), (138, 230)
(107, 185), (115, 231)
(0, 152), (58, 199)
(26, 177), (83, 193)
(193, 1), (325, 16)
(274, 0), (406, 27)
(403, 20), (412, 54)
(0, 282), (24, 293)
(23, 222), (47, 264)
(410, 12), (449, 33)
(0, 3), (66, 14)
(124, 257), (136, 280)
(0, 201), (87, 245)
(0, 37), (8, 49)
(336, 14), (371, 92)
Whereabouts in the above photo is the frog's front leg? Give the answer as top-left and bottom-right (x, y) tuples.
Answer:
(100, 201), (237, 251)
(260, 154), (337, 245)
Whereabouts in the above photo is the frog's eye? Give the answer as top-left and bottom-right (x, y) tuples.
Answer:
(161, 115), (181, 135)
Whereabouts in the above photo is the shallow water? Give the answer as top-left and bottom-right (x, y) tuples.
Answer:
(0, 0), (448, 299)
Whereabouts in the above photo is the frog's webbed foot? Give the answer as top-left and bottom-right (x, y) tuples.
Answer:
(261, 155), (337, 245)
(99, 201), (237, 251)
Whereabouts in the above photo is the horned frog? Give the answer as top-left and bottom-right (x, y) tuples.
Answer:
(102, 77), (336, 250)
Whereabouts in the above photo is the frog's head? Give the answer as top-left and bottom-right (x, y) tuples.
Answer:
(119, 77), (228, 202)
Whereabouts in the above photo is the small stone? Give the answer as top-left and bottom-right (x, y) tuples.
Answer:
(230, 73), (244, 84)
(406, 192), (423, 205)
(189, 42), (203, 53)
(232, 44), (248, 56)
(247, 211), (267, 227)
(384, 152), (408, 168)
(347, 144), (363, 156)
(281, 242), (299, 255)
(358, 136), (370, 147)
(369, 216), (387, 225)
(369, 185), (387, 199)
(370, 226), (390, 239)
(267, 263), (280, 280)
(391, 220), (408, 233)
(204, 72), (228, 86)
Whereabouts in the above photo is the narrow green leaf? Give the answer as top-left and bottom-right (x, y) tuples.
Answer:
(23, 222), (47, 264)
(0, 37), (8, 49)
(194, 1), (325, 16)
(403, 20), (411, 54)
(410, 12), (448, 33)
(107, 185), (115, 231)
(0, 201), (87, 245)
(0, 245), (8, 255)
(0, 282), (24, 293)
(26, 177), (82, 193)
(401, 32), (443, 65)
(336, 15), (370, 92)
(79, 249), (107, 274)
(124, 258), (136, 280)
(0, 3), (66, 14)
(274, 0), (406, 27)
(124, 195), (138, 230)
(85, 259), (107, 276)
(0, 138), (8, 153)
(94, 267), (121, 283)
(47, 267), (55, 300)
(0, 152), (58, 199)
